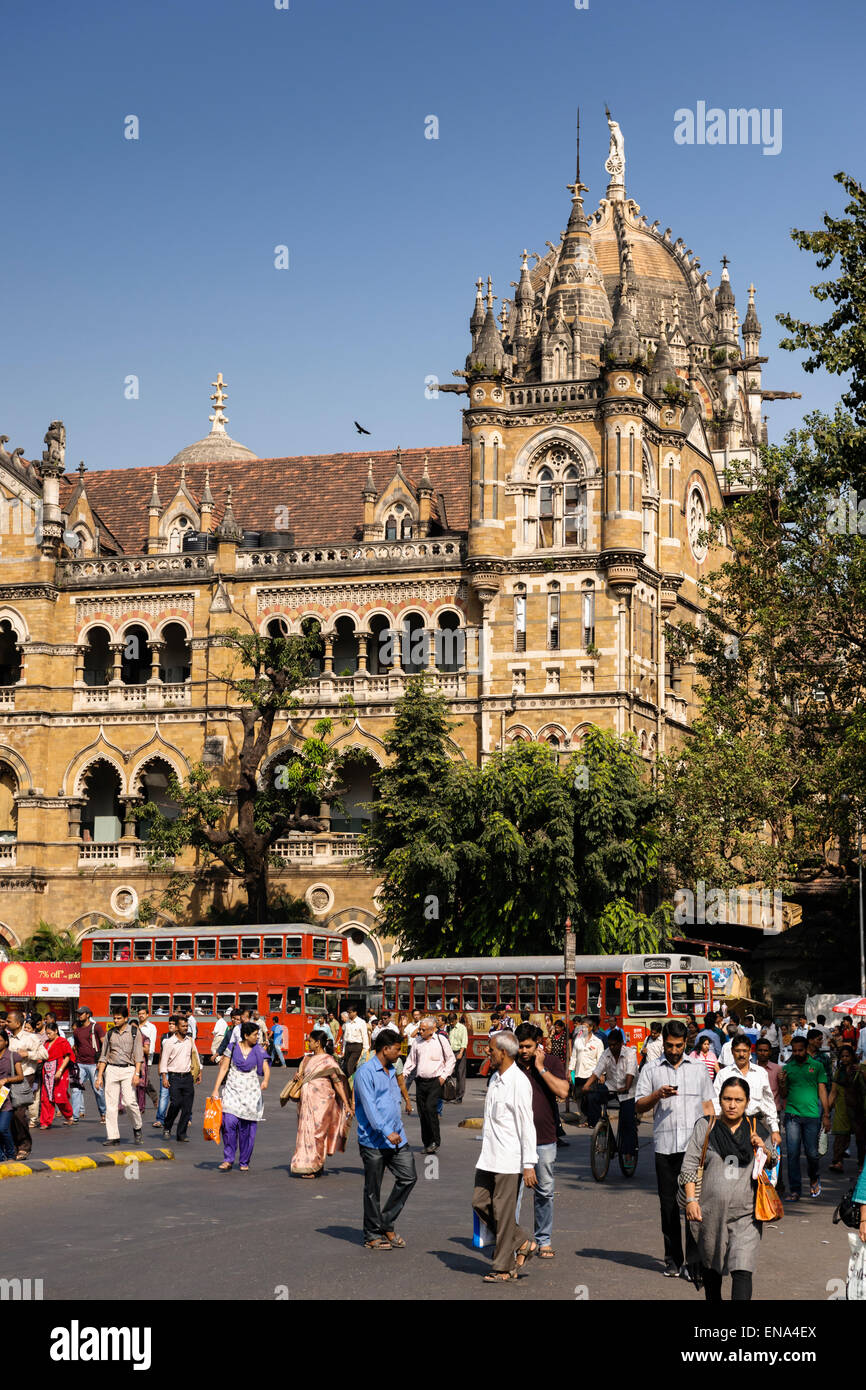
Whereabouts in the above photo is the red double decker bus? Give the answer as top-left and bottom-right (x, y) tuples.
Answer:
(79, 924), (351, 1061)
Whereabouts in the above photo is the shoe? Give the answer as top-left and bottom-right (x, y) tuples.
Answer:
(810, 1182), (821, 1197)
(176, 1136), (190, 1143)
(662, 1260), (679, 1277)
(423, 1144), (439, 1154)
(163, 1130), (172, 1139)
(788, 1192), (800, 1202)
(133, 1130), (143, 1145)
(679, 1265), (692, 1283)
(102, 1138), (120, 1147)
(151, 1121), (163, 1129)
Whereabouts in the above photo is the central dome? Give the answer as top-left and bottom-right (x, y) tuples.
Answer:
(168, 371), (258, 469)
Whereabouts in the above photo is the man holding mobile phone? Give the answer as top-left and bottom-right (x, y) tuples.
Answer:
(635, 1019), (715, 1280)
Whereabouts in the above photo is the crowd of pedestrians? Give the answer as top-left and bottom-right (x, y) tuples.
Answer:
(2, 996), (865, 1298)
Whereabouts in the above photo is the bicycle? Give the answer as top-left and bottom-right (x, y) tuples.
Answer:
(588, 1091), (639, 1181)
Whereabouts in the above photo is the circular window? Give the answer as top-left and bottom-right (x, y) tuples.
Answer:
(688, 488), (708, 563)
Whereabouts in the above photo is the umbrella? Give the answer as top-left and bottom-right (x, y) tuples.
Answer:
(832, 998), (866, 1017)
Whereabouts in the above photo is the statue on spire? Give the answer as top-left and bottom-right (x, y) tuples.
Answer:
(604, 106), (626, 198)
(209, 372), (229, 434)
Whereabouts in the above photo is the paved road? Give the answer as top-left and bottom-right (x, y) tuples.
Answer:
(1, 1079), (855, 1301)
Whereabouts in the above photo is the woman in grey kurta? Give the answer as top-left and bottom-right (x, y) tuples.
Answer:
(681, 1074), (778, 1301)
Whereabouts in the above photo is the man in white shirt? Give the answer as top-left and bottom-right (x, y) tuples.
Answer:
(159, 1015), (202, 1142)
(641, 1021), (664, 1067)
(718, 1022), (748, 1067)
(403, 1016), (455, 1153)
(713, 1036), (781, 1147)
(403, 1009), (422, 1042)
(341, 1007), (370, 1079)
(182, 1008), (197, 1041)
(569, 1017), (605, 1122)
(581, 1029), (639, 1161)
(211, 1011), (231, 1058)
(472, 1030), (538, 1281)
(135, 1007), (160, 1106)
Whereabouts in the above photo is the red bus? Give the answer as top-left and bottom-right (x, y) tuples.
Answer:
(79, 924), (350, 1061)
(383, 952), (713, 1065)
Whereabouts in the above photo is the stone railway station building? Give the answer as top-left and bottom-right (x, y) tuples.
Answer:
(0, 125), (793, 976)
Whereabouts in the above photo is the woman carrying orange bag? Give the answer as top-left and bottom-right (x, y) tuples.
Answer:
(209, 1021), (270, 1171)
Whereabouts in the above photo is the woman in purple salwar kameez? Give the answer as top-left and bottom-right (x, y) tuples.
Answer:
(210, 1022), (270, 1170)
(291, 1030), (353, 1178)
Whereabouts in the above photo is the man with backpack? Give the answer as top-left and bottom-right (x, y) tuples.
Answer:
(71, 1006), (106, 1124)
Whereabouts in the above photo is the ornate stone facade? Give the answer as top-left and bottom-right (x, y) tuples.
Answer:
(0, 127), (796, 976)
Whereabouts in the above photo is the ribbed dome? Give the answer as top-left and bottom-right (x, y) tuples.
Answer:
(167, 432), (258, 469)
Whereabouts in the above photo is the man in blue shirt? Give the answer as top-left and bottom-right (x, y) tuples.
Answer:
(269, 1016), (285, 1068)
(354, 1029), (418, 1250)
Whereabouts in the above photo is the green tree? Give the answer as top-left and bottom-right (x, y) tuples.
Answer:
(11, 921), (82, 961)
(363, 679), (664, 957)
(137, 620), (358, 923)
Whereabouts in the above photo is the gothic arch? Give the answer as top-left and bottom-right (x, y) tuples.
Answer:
(0, 923), (21, 952)
(65, 733), (129, 797)
(129, 750), (187, 796)
(511, 426), (600, 483)
(0, 608), (28, 643)
(537, 722), (568, 745)
(155, 616), (193, 640)
(0, 744), (33, 793)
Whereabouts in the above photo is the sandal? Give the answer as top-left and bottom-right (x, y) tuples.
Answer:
(218, 1162), (232, 1171)
(239, 1165), (250, 1171)
(364, 1238), (393, 1251)
(515, 1240), (538, 1269)
(537, 1247), (555, 1258)
(384, 1232), (406, 1248)
(483, 1270), (517, 1282)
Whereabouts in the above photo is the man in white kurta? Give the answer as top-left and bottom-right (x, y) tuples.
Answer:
(472, 1031), (538, 1278)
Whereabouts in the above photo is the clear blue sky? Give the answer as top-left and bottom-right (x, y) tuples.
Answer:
(0, 0), (863, 472)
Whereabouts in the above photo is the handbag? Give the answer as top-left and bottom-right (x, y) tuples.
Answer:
(438, 1035), (457, 1099)
(833, 1187), (862, 1230)
(749, 1119), (784, 1221)
(203, 1095), (222, 1143)
(9, 1079), (34, 1108)
(677, 1115), (715, 1210)
(280, 1065), (307, 1107)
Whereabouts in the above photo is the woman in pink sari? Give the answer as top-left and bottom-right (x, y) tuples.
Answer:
(291, 1030), (353, 1178)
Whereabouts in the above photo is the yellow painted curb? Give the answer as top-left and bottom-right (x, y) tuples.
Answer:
(0, 1161), (35, 1179)
(0, 1148), (175, 1180)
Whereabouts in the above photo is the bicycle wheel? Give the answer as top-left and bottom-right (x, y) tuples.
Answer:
(590, 1119), (612, 1181)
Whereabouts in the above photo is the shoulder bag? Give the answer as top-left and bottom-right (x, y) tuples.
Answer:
(280, 1059), (308, 1107)
(438, 1035), (458, 1101)
(750, 1118), (784, 1222)
(677, 1115), (716, 1211)
(833, 1187), (862, 1230)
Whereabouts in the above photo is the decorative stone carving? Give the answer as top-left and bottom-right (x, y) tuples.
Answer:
(75, 593), (195, 632)
(41, 421), (66, 474)
(256, 580), (467, 614)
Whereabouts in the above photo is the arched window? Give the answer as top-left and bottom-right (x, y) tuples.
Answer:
(435, 612), (463, 672)
(120, 625), (150, 684)
(514, 585), (527, 653)
(159, 623), (191, 684)
(581, 581), (596, 648)
(83, 627), (111, 686)
(0, 622), (21, 686)
(0, 763), (18, 840)
(547, 584), (560, 651)
(168, 515), (194, 553)
(136, 759), (181, 841)
(401, 612), (427, 673)
(331, 757), (377, 833)
(384, 503), (413, 541)
(300, 617), (325, 676)
(332, 616), (359, 677)
(525, 450), (587, 550)
(81, 761), (122, 843)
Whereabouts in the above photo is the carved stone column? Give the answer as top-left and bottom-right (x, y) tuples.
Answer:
(67, 798), (85, 839)
(356, 634), (370, 676)
(120, 797), (141, 841)
(425, 629), (438, 673)
(147, 640), (165, 685)
(108, 642), (124, 686)
(74, 645), (86, 684)
(322, 635), (334, 676)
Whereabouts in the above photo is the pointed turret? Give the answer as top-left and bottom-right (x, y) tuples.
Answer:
(469, 277), (506, 375)
(742, 282), (762, 353)
(216, 484), (242, 541)
(606, 291), (640, 364)
(648, 315), (679, 397)
(470, 277), (485, 349)
(149, 474), (162, 513)
(714, 257), (738, 350)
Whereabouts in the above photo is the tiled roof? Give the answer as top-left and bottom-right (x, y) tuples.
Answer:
(60, 446), (470, 555)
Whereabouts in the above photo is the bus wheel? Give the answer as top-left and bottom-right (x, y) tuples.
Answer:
(590, 1119), (612, 1182)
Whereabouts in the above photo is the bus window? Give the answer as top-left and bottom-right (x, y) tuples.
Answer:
(133, 940), (152, 961)
(538, 976), (556, 1012)
(412, 979), (426, 1010)
(130, 994), (148, 1013)
(557, 979), (570, 1013)
(305, 987), (326, 1014)
(312, 938), (327, 960)
(194, 993), (214, 1016)
(605, 978), (622, 1017)
(286, 937), (302, 958)
(91, 940), (110, 962)
(499, 977), (517, 1011)
(239, 993), (257, 1013)
(480, 976), (497, 1010)
(286, 988), (302, 1014)
(325, 991), (340, 1015)
(216, 992), (235, 1016)
(219, 938), (238, 961)
(384, 979), (396, 1010)
(518, 976), (536, 1011)
(176, 939), (195, 960)
(328, 940), (343, 962)
(198, 938), (217, 961)
(626, 973), (667, 1015)
(672, 974), (709, 1010)
(446, 989), (460, 1011)
(154, 940), (173, 961)
(152, 994), (170, 1015)
(173, 994), (192, 1014)
(427, 978), (443, 1011)
(113, 942), (131, 961)
(241, 937), (261, 960)
(397, 979), (411, 1011)
(108, 994), (128, 1013)
(263, 937), (283, 959)
(586, 977), (602, 1015)
(268, 993), (282, 1013)
(462, 977), (479, 1010)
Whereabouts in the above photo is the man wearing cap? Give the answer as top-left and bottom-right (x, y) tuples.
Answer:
(71, 1006), (107, 1124)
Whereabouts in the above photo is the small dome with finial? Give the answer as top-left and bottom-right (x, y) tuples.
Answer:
(167, 374), (258, 469)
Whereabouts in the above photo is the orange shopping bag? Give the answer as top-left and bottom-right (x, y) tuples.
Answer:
(203, 1096), (222, 1143)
